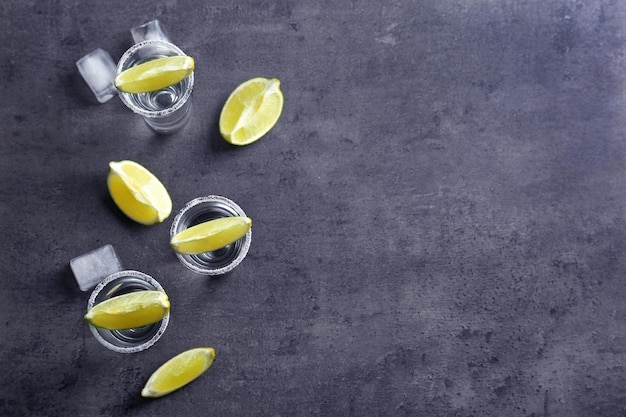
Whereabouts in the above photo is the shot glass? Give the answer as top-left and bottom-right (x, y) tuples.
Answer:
(70, 245), (169, 353)
(87, 270), (170, 353)
(76, 20), (193, 134)
(170, 196), (252, 275)
(116, 40), (194, 134)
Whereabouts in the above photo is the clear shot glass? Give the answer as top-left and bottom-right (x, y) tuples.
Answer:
(170, 196), (252, 275)
(117, 40), (194, 134)
(75, 20), (193, 134)
(87, 270), (170, 353)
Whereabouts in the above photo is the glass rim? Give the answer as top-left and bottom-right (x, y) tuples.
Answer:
(87, 270), (170, 353)
(116, 39), (194, 118)
(170, 196), (252, 275)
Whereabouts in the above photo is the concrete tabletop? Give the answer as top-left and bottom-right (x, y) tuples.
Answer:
(2, 1), (626, 416)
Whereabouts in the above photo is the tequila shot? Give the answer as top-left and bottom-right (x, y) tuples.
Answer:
(116, 40), (194, 134)
(170, 196), (252, 275)
(76, 20), (193, 133)
(87, 270), (170, 353)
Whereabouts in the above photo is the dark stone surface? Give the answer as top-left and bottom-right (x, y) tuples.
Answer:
(2, 1), (626, 416)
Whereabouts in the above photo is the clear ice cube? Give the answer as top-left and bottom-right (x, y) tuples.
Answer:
(131, 19), (171, 43)
(76, 48), (118, 103)
(70, 244), (123, 291)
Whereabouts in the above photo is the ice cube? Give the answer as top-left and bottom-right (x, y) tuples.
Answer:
(70, 244), (123, 291)
(131, 19), (171, 44)
(76, 48), (118, 103)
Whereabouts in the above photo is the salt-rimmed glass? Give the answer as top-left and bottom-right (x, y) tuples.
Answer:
(116, 40), (194, 134)
(75, 20), (193, 134)
(170, 196), (252, 275)
(87, 270), (170, 353)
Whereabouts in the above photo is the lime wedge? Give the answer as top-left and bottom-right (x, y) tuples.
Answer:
(142, 347), (216, 398)
(85, 290), (170, 330)
(219, 77), (283, 146)
(107, 160), (172, 225)
(114, 55), (194, 94)
(170, 216), (252, 255)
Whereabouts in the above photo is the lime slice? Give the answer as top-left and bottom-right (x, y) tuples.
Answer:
(107, 160), (172, 225)
(142, 347), (216, 398)
(170, 216), (252, 255)
(84, 290), (170, 330)
(219, 77), (284, 146)
(114, 56), (194, 94)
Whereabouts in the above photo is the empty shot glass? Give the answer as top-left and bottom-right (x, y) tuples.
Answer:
(116, 40), (194, 134)
(87, 270), (170, 353)
(170, 196), (252, 275)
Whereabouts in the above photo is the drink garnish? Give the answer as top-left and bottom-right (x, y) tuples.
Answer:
(84, 290), (170, 330)
(170, 216), (252, 255)
(114, 55), (194, 94)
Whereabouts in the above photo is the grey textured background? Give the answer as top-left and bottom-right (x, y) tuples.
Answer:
(2, 1), (626, 416)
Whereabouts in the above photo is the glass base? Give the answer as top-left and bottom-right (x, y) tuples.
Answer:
(144, 101), (192, 134)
